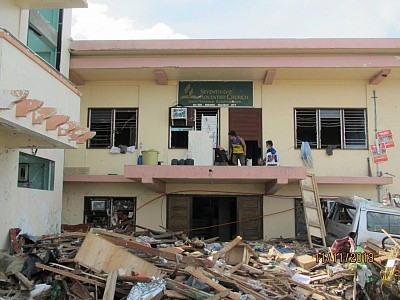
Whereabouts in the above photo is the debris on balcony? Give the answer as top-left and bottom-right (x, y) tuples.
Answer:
(0, 226), (398, 299)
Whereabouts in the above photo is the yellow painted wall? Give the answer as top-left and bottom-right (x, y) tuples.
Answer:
(63, 77), (400, 239)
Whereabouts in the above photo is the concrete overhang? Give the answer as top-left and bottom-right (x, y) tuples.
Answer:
(15, 0), (88, 9)
(0, 29), (95, 149)
(68, 38), (400, 83)
(124, 165), (307, 194)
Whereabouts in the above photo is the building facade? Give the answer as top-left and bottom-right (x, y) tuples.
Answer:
(63, 39), (399, 241)
(0, 0), (94, 250)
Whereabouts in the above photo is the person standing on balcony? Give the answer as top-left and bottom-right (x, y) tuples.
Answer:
(228, 131), (246, 166)
(264, 140), (279, 166)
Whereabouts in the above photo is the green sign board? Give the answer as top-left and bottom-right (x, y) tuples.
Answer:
(178, 81), (253, 107)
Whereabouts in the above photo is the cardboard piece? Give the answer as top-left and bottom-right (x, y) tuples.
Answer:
(294, 255), (318, 270)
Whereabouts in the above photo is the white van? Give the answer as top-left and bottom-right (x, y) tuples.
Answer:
(325, 196), (400, 246)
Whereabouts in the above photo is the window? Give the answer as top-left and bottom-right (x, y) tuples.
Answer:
(83, 197), (136, 228)
(332, 204), (356, 224)
(295, 109), (367, 149)
(27, 9), (63, 70)
(169, 108), (219, 148)
(88, 108), (138, 149)
(367, 212), (400, 235)
(18, 152), (55, 191)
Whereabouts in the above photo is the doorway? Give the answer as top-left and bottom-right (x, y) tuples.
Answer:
(167, 195), (263, 241)
(192, 196), (237, 241)
(229, 108), (262, 165)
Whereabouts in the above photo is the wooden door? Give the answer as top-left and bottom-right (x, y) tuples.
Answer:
(237, 196), (263, 240)
(229, 108), (262, 147)
(167, 195), (191, 232)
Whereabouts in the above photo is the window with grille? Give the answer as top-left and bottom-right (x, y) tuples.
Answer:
(88, 108), (138, 149)
(295, 108), (367, 149)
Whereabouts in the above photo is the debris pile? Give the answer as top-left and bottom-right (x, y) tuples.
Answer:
(0, 226), (399, 299)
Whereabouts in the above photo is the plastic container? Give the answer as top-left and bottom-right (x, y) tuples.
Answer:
(142, 149), (159, 165)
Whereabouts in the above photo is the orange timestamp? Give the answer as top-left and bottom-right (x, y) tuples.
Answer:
(315, 252), (375, 264)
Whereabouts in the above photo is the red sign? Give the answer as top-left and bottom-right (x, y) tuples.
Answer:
(377, 130), (395, 148)
(370, 143), (388, 163)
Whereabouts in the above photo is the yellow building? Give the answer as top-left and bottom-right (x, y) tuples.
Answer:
(0, 0), (94, 250)
(63, 39), (399, 241)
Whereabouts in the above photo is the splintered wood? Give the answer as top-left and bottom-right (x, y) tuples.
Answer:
(75, 233), (161, 277)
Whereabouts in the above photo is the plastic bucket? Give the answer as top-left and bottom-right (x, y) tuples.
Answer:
(142, 149), (159, 165)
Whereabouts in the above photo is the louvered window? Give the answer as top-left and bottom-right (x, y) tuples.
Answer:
(295, 108), (367, 149)
(88, 108), (138, 148)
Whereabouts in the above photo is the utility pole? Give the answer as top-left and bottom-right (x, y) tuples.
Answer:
(372, 90), (382, 201)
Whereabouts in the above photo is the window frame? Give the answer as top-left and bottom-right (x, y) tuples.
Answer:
(367, 211), (400, 235)
(87, 108), (138, 149)
(169, 107), (220, 149)
(294, 108), (367, 149)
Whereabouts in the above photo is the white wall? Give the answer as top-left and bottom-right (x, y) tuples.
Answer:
(0, 138), (64, 250)
(0, 0), (23, 37)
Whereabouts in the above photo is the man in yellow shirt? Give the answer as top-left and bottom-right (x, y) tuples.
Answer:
(228, 131), (246, 166)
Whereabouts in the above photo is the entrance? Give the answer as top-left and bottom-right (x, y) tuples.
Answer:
(167, 195), (263, 241)
(229, 108), (262, 165)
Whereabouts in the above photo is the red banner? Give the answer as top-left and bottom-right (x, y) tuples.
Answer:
(377, 130), (395, 148)
(370, 142), (388, 163)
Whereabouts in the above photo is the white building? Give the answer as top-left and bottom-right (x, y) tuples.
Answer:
(0, 0), (94, 251)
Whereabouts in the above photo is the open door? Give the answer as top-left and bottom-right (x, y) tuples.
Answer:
(167, 195), (191, 232)
(229, 108), (262, 165)
(237, 196), (263, 240)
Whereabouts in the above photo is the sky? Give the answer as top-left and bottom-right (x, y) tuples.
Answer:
(71, 0), (400, 40)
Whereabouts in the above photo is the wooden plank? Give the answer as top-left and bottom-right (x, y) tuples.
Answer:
(39, 232), (87, 241)
(14, 272), (34, 291)
(185, 267), (240, 300)
(75, 233), (160, 277)
(103, 270), (118, 300)
(164, 290), (190, 300)
(70, 280), (92, 300)
(205, 290), (230, 300)
(228, 262), (244, 275)
(213, 236), (243, 263)
(165, 278), (210, 299)
(99, 233), (204, 267)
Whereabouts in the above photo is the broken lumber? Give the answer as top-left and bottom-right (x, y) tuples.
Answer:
(103, 270), (118, 300)
(39, 232), (87, 241)
(75, 233), (161, 277)
(185, 266), (240, 300)
(165, 278), (211, 299)
(14, 272), (34, 291)
(205, 290), (230, 300)
(213, 236), (242, 263)
(100, 233), (204, 267)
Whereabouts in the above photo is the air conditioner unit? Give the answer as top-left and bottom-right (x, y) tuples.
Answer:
(171, 107), (187, 120)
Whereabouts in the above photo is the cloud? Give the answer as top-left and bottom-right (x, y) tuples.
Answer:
(71, 2), (187, 40)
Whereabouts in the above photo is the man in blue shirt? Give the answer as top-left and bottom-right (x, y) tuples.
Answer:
(265, 140), (279, 166)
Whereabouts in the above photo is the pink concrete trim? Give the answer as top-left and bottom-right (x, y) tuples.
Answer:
(64, 175), (133, 183)
(263, 69), (276, 85)
(0, 90), (29, 110)
(369, 69), (391, 85)
(15, 99), (44, 117)
(125, 165), (306, 182)
(32, 107), (57, 124)
(71, 39), (400, 52)
(316, 176), (393, 185)
(69, 127), (89, 141)
(58, 121), (78, 136)
(154, 69), (168, 85)
(46, 115), (70, 130)
(76, 131), (96, 144)
(69, 70), (85, 85)
(0, 31), (82, 97)
(70, 55), (400, 70)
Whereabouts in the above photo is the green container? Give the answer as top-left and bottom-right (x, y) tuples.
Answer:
(142, 149), (159, 165)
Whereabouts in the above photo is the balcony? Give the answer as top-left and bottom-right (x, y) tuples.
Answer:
(15, 0), (88, 9)
(0, 29), (94, 149)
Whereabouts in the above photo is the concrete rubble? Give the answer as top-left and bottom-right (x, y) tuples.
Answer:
(0, 225), (399, 300)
